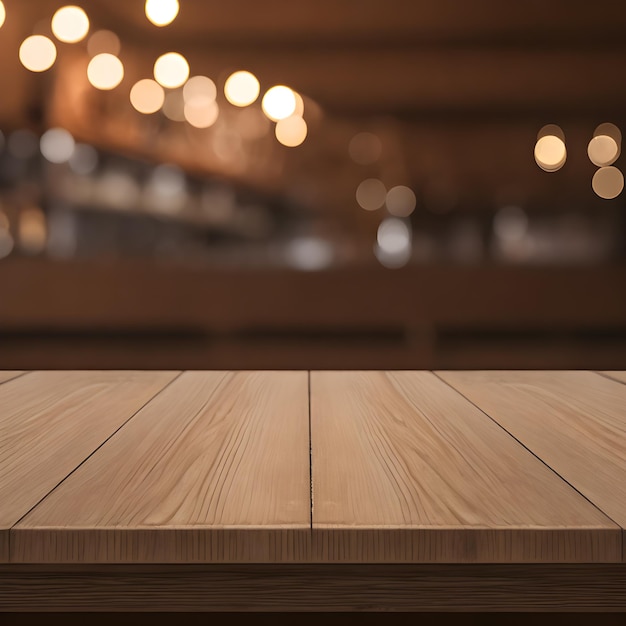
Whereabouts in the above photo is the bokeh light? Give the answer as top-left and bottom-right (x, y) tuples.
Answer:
(96, 170), (141, 210)
(51, 6), (89, 43)
(588, 135), (619, 167)
(356, 179), (386, 211)
(145, 0), (179, 27)
(19, 35), (57, 72)
(40, 128), (75, 163)
(377, 218), (411, 255)
(19, 207), (47, 255)
(162, 89), (185, 121)
(275, 115), (308, 147)
(349, 132), (382, 165)
(144, 164), (187, 213)
(375, 242), (411, 268)
(285, 237), (334, 271)
(493, 206), (528, 242)
(386, 185), (416, 217)
(0, 2), (6, 29)
(154, 52), (189, 89)
(184, 100), (219, 128)
(87, 53), (124, 90)
(224, 71), (260, 107)
(594, 123), (622, 145)
(87, 30), (121, 57)
(183, 75), (217, 105)
(534, 134), (566, 172)
(592, 166), (624, 199)
(130, 78), (165, 114)
(69, 143), (99, 175)
(293, 92), (305, 117)
(262, 85), (297, 121)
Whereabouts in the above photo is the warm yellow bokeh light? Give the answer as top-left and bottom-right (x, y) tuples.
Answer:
(19, 36), (57, 72)
(275, 115), (308, 147)
(534, 135), (566, 172)
(130, 79), (165, 114)
(87, 53), (124, 90)
(88, 30), (121, 57)
(588, 135), (619, 167)
(154, 52), (189, 89)
(183, 76), (217, 105)
(262, 85), (296, 121)
(0, 2), (6, 29)
(592, 166), (624, 199)
(52, 6), (89, 43)
(224, 71), (260, 107)
(145, 0), (179, 26)
(184, 100), (219, 128)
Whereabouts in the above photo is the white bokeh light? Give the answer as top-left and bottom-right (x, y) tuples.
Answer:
(40, 128), (75, 164)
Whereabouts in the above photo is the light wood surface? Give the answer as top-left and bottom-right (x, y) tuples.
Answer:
(599, 371), (626, 385)
(13, 371), (311, 563)
(0, 371), (178, 562)
(310, 371), (620, 562)
(4, 370), (626, 566)
(438, 370), (626, 558)
(0, 371), (25, 384)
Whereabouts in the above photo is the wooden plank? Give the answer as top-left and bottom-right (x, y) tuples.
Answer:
(0, 371), (25, 384)
(437, 370), (626, 559)
(3, 564), (626, 612)
(13, 371), (310, 563)
(310, 371), (620, 563)
(599, 371), (626, 385)
(0, 371), (179, 563)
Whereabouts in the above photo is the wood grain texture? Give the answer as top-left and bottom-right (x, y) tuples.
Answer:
(2, 564), (626, 611)
(438, 370), (626, 556)
(0, 371), (25, 384)
(310, 371), (620, 562)
(0, 371), (178, 563)
(13, 371), (310, 563)
(599, 371), (626, 385)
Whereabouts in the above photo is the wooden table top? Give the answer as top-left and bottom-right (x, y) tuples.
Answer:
(1, 370), (625, 564)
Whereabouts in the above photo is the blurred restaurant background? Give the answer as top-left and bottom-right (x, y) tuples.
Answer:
(0, 0), (625, 370)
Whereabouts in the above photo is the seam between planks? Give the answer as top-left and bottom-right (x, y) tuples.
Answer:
(594, 371), (626, 386)
(7, 370), (185, 562)
(432, 370), (625, 560)
(308, 371), (313, 535)
(0, 371), (32, 386)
